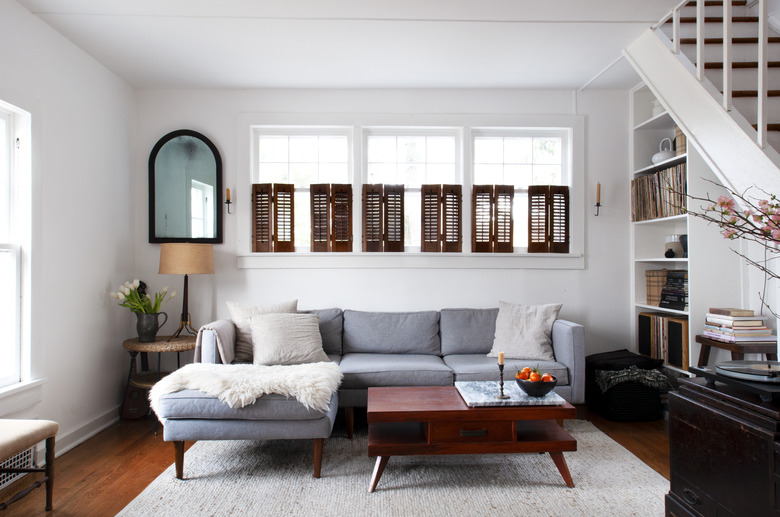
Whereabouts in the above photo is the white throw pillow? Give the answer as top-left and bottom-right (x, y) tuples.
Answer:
(226, 299), (298, 362)
(250, 313), (329, 366)
(488, 301), (563, 361)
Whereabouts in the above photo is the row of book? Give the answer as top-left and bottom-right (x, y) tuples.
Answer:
(630, 163), (687, 222)
(638, 312), (689, 370)
(702, 307), (777, 344)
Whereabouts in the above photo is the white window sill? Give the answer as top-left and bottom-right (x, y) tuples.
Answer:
(237, 252), (584, 270)
(0, 378), (47, 418)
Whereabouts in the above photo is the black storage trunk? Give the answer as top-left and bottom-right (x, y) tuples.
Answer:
(586, 349), (664, 422)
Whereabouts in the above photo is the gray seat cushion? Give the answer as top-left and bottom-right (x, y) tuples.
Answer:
(440, 308), (498, 355)
(339, 353), (453, 388)
(343, 310), (441, 355)
(443, 354), (570, 385)
(156, 389), (334, 421)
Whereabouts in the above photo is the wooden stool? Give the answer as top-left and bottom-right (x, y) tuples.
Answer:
(0, 419), (58, 512)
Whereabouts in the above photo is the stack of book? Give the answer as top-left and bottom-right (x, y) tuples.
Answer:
(702, 308), (776, 344)
(658, 270), (688, 311)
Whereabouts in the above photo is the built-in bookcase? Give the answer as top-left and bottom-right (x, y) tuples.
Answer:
(629, 83), (742, 373)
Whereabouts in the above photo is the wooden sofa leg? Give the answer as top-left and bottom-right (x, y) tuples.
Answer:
(313, 438), (324, 478)
(345, 407), (354, 440)
(44, 436), (55, 511)
(173, 441), (185, 479)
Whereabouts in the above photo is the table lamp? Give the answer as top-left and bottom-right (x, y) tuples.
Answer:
(159, 243), (214, 338)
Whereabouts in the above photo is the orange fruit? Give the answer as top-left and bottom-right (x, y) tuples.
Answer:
(529, 372), (541, 382)
(516, 371), (530, 380)
(542, 373), (554, 382)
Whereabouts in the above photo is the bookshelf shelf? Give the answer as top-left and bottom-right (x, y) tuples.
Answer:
(629, 83), (742, 372)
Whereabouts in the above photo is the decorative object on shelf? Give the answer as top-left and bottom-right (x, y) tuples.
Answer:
(135, 312), (168, 343)
(595, 182), (601, 216)
(159, 243), (215, 338)
(225, 188), (232, 214)
(685, 184), (780, 316)
(664, 234), (684, 258)
(679, 234), (688, 257)
(651, 98), (664, 117)
(495, 352), (510, 399)
(651, 138), (675, 165)
(674, 126), (686, 156)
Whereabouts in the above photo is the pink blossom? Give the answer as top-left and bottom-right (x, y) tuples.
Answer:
(717, 196), (735, 211)
(773, 228), (780, 241)
(722, 228), (738, 239)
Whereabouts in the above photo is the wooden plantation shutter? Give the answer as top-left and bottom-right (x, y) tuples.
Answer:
(363, 184), (383, 252)
(472, 185), (513, 253)
(421, 184), (462, 253)
(310, 184), (331, 253)
(311, 184), (353, 252)
(493, 185), (513, 253)
(472, 185), (493, 253)
(362, 184), (404, 252)
(384, 185), (405, 252)
(331, 184), (353, 252)
(252, 183), (272, 252)
(528, 185), (570, 253)
(421, 185), (442, 252)
(273, 184), (295, 252)
(251, 183), (295, 253)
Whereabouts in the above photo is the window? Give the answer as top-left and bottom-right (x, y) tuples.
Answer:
(364, 130), (459, 249)
(254, 128), (351, 250)
(473, 130), (569, 250)
(0, 102), (30, 389)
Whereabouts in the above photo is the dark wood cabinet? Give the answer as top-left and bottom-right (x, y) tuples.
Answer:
(667, 377), (780, 516)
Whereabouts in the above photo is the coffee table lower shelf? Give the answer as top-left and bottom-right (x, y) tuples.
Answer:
(366, 387), (577, 493)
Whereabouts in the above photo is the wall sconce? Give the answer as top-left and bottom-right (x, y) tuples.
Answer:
(225, 188), (232, 214)
(595, 182), (602, 216)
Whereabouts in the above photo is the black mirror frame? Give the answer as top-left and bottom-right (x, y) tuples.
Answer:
(148, 129), (223, 244)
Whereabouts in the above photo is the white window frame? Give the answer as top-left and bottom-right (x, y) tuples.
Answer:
(471, 127), (572, 252)
(251, 126), (354, 252)
(362, 127), (461, 252)
(237, 113), (584, 269)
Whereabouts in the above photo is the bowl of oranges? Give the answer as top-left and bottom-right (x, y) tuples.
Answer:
(515, 366), (557, 398)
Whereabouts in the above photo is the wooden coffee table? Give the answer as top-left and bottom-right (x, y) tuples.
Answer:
(366, 386), (577, 492)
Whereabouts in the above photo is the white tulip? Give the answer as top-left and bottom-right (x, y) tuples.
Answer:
(122, 287), (131, 296)
(110, 292), (119, 299)
(133, 279), (140, 288)
(169, 291), (177, 299)
(162, 286), (169, 293)
(117, 292), (126, 301)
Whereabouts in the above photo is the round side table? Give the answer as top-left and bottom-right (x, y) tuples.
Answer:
(120, 335), (196, 424)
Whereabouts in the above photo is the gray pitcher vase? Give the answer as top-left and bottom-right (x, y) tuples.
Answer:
(136, 312), (168, 342)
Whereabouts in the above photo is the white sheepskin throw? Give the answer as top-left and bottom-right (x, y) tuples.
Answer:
(149, 362), (343, 414)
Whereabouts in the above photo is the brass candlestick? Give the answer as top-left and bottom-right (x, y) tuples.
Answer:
(495, 364), (510, 399)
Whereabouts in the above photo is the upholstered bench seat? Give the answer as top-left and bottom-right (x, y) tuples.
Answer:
(0, 419), (58, 511)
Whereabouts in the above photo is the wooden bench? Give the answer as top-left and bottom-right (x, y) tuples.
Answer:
(0, 419), (58, 511)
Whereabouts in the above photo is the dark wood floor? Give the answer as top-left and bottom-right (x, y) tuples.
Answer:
(0, 407), (669, 516)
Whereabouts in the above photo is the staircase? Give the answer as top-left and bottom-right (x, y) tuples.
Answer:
(623, 0), (780, 197)
(659, 0), (780, 151)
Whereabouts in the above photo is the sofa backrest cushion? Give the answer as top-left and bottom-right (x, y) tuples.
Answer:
(343, 310), (441, 355)
(440, 308), (499, 355)
(300, 308), (343, 356)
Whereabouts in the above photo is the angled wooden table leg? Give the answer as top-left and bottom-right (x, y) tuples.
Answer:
(369, 456), (390, 493)
(549, 452), (574, 488)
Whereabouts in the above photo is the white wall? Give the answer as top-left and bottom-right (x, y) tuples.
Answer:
(0, 1), (135, 453)
(134, 88), (632, 369)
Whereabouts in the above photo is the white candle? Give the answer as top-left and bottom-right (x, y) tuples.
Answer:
(498, 352), (504, 365)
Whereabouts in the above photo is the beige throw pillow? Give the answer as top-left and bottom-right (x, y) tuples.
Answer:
(488, 301), (562, 361)
(251, 313), (329, 366)
(226, 299), (298, 362)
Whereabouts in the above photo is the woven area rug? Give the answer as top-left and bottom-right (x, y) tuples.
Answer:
(118, 420), (667, 516)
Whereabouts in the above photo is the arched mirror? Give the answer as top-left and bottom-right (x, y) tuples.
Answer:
(149, 129), (223, 243)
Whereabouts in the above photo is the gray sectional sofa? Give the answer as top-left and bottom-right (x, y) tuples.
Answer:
(200, 307), (585, 409)
(156, 307), (584, 478)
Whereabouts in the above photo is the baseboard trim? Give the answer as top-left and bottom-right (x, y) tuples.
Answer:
(47, 407), (120, 460)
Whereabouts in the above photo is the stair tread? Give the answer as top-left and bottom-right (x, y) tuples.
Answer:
(704, 61), (780, 68)
(679, 16), (759, 23)
(679, 37), (780, 44)
(729, 90), (780, 97)
(686, 1), (748, 5)
(752, 123), (780, 131)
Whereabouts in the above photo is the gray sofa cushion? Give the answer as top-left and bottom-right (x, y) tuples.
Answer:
(443, 354), (569, 385)
(339, 353), (453, 388)
(300, 308), (343, 355)
(343, 310), (441, 355)
(440, 308), (499, 355)
(156, 389), (332, 421)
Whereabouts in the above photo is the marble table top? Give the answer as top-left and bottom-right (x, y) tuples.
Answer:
(454, 381), (566, 407)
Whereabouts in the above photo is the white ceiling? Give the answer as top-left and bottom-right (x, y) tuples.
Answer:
(17, 0), (680, 90)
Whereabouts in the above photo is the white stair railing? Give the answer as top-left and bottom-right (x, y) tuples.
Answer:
(655, 0), (769, 148)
